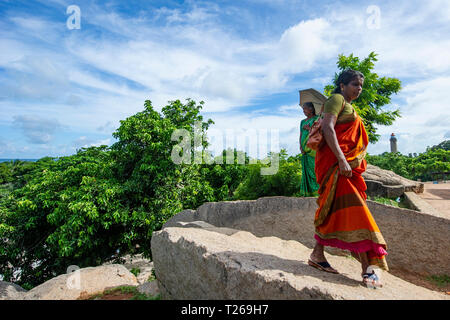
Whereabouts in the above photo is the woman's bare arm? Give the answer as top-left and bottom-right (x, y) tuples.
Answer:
(321, 113), (352, 177)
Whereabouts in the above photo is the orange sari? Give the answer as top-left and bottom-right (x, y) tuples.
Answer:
(314, 114), (389, 271)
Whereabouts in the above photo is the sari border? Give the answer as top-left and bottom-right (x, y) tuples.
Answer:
(314, 234), (389, 271)
(315, 229), (387, 247)
(314, 166), (339, 227)
(313, 150), (366, 228)
(314, 116), (367, 228)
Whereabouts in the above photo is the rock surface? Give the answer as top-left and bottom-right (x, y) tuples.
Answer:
(365, 179), (405, 198)
(417, 182), (450, 216)
(362, 164), (424, 195)
(22, 264), (138, 300)
(403, 191), (442, 217)
(103, 253), (155, 285)
(0, 281), (27, 300)
(152, 226), (448, 300)
(2, 255), (159, 300)
(163, 197), (450, 278)
(137, 280), (160, 297)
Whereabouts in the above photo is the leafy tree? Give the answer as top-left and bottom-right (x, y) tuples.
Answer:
(430, 140), (450, 151)
(0, 162), (13, 184)
(109, 99), (216, 215)
(0, 99), (217, 288)
(366, 143), (450, 181)
(0, 146), (119, 288)
(200, 148), (250, 201)
(366, 152), (412, 179)
(324, 52), (402, 143)
(233, 149), (302, 200)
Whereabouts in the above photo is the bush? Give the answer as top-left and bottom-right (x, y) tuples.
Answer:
(233, 149), (302, 200)
(366, 146), (450, 181)
(0, 99), (215, 288)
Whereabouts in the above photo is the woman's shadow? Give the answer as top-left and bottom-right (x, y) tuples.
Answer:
(215, 250), (362, 289)
(173, 221), (363, 290)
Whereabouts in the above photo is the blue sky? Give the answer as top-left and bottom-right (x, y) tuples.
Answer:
(1, 0), (450, 159)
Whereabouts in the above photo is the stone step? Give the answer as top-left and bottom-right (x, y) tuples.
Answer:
(151, 226), (448, 300)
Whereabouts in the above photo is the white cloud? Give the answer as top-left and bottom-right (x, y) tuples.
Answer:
(73, 136), (111, 149)
(203, 109), (302, 158)
(0, 39), (26, 66)
(67, 69), (139, 96)
(2, 0), (450, 158)
(278, 104), (301, 116)
(370, 76), (450, 154)
(342, 1), (450, 77)
(12, 115), (64, 144)
(275, 18), (337, 74)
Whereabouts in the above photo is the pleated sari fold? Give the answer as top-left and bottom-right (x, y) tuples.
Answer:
(314, 115), (389, 271)
(300, 116), (320, 196)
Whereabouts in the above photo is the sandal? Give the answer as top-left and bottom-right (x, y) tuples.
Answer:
(362, 270), (383, 288)
(308, 259), (339, 274)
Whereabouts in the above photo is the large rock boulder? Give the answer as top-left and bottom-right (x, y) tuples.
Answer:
(151, 226), (447, 300)
(162, 197), (450, 277)
(103, 253), (160, 296)
(0, 281), (27, 300)
(22, 264), (138, 300)
(103, 253), (155, 285)
(362, 164), (424, 196)
(152, 196), (450, 299)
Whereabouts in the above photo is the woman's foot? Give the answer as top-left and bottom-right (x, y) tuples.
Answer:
(308, 253), (339, 274)
(362, 269), (383, 288)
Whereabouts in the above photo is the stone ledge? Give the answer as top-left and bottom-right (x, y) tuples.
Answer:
(162, 197), (450, 278)
(403, 191), (443, 217)
(365, 179), (405, 198)
(151, 226), (448, 300)
(363, 164), (424, 194)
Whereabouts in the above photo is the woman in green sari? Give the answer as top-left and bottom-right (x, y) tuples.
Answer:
(299, 102), (320, 196)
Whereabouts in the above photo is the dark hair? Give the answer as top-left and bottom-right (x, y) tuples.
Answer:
(332, 69), (364, 94)
(302, 102), (316, 116)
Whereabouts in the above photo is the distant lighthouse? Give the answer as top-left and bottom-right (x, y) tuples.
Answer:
(390, 133), (398, 153)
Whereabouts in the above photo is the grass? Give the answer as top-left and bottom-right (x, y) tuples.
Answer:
(85, 285), (161, 300)
(426, 274), (450, 288)
(345, 254), (358, 261)
(368, 196), (410, 209)
(147, 268), (157, 282)
(130, 267), (141, 277)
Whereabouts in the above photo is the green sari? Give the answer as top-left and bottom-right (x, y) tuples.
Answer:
(299, 115), (320, 197)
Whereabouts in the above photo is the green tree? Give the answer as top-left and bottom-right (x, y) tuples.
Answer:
(324, 52), (402, 143)
(366, 144), (450, 181)
(366, 152), (413, 179)
(200, 148), (250, 201)
(0, 99), (217, 288)
(430, 140), (450, 151)
(0, 162), (13, 184)
(0, 146), (120, 288)
(109, 99), (216, 215)
(233, 149), (302, 200)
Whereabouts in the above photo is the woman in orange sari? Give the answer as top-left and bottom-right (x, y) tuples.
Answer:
(308, 69), (388, 288)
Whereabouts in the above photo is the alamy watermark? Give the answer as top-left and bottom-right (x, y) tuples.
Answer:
(66, 5), (81, 30)
(366, 5), (381, 30)
(171, 121), (280, 175)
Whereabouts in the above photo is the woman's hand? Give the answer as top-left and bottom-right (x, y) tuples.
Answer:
(338, 157), (352, 178)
